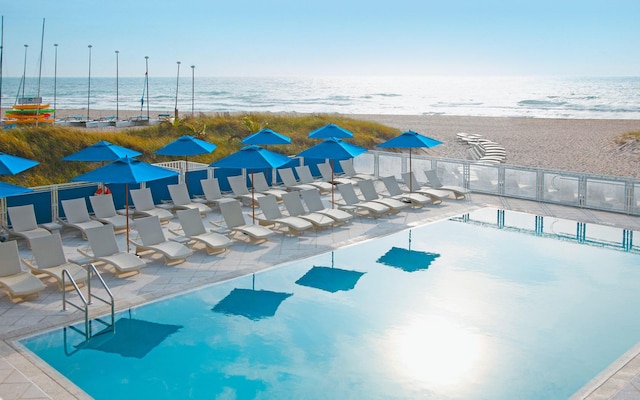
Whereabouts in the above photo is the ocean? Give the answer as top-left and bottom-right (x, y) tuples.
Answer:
(1, 76), (639, 119)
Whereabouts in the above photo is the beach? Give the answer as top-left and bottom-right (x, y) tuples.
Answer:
(28, 108), (640, 179)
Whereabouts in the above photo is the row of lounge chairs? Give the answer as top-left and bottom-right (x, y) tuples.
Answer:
(457, 132), (507, 164)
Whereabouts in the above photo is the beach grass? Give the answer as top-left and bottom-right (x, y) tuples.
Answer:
(0, 113), (400, 186)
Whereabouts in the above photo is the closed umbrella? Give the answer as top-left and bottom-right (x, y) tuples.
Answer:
(376, 130), (442, 192)
(72, 156), (178, 251)
(242, 128), (291, 145)
(308, 123), (353, 139)
(211, 145), (291, 222)
(296, 137), (367, 207)
(155, 135), (217, 187)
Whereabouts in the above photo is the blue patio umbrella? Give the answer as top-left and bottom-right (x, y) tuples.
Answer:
(212, 274), (292, 320)
(376, 230), (441, 272)
(72, 156), (179, 251)
(295, 252), (365, 293)
(377, 130), (442, 192)
(0, 181), (33, 198)
(211, 145), (291, 222)
(296, 137), (367, 206)
(61, 140), (142, 162)
(242, 128), (291, 145)
(308, 123), (354, 139)
(155, 135), (217, 187)
(0, 152), (39, 175)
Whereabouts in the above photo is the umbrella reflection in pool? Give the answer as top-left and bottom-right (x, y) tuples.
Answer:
(212, 274), (293, 320)
(295, 251), (365, 293)
(376, 230), (441, 272)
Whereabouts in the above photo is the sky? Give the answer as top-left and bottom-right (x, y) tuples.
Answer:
(1, 0), (639, 78)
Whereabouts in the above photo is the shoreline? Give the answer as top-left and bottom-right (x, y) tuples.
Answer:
(4, 108), (640, 178)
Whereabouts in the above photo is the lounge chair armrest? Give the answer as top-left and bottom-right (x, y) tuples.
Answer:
(168, 227), (184, 236)
(76, 246), (94, 258)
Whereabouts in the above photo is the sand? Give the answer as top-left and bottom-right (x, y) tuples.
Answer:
(18, 108), (640, 179)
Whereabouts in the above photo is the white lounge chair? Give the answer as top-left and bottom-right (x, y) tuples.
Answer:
(227, 175), (266, 205)
(197, 178), (228, 208)
(22, 233), (88, 290)
(256, 195), (314, 235)
(281, 192), (334, 229)
(168, 183), (212, 216)
(294, 165), (333, 193)
(129, 216), (193, 265)
(300, 188), (353, 224)
(277, 167), (316, 192)
(336, 183), (390, 217)
(78, 225), (145, 277)
(59, 198), (104, 239)
(129, 188), (174, 223)
(424, 169), (470, 200)
(6, 204), (52, 247)
(172, 208), (232, 255)
(357, 179), (408, 213)
(401, 172), (450, 204)
(339, 159), (375, 181)
(89, 193), (129, 232)
(214, 199), (274, 243)
(318, 162), (358, 186)
(379, 175), (434, 207)
(250, 172), (288, 201)
(0, 240), (46, 302)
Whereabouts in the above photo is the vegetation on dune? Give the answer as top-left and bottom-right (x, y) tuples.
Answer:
(0, 113), (400, 187)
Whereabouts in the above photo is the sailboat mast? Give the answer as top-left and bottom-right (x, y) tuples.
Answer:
(35, 18), (45, 126)
(145, 56), (149, 119)
(53, 43), (58, 120)
(87, 44), (92, 120)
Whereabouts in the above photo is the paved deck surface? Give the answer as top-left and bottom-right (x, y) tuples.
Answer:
(1, 190), (639, 399)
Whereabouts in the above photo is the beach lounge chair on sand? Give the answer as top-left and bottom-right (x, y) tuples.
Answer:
(281, 192), (334, 229)
(170, 208), (232, 255)
(129, 188), (174, 223)
(129, 216), (193, 265)
(89, 193), (129, 232)
(277, 167), (316, 192)
(59, 198), (104, 239)
(6, 204), (52, 247)
(357, 179), (408, 213)
(318, 163), (358, 186)
(300, 188), (353, 224)
(339, 159), (375, 181)
(424, 169), (470, 200)
(22, 233), (88, 290)
(168, 183), (212, 216)
(256, 195), (314, 235)
(78, 225), (145, 277)
(197, 178), (229, 208)
(0, 240), (46, 302)
(379, 175), (434, 207)
(250, 172), (288, 201)
(213, 199), (274, 243)
(227, 175), (266, 205)
(336, 183), (390, 218)
(401, 172), (450, 204)
(295, 165), (333, 193)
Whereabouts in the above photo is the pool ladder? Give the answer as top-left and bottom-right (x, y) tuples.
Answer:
(62, 263), (114, 339)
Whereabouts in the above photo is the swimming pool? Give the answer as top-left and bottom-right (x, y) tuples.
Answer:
(19, 208), (640, 399)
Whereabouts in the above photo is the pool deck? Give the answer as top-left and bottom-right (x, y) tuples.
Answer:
(1, 190), (639, 400)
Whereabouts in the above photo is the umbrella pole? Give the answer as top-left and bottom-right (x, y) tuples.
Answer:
(251, 170), (255, 223)
(125, 183), (130, 252)
(330, 159), (335, 209)
(409, 149), (412, 193)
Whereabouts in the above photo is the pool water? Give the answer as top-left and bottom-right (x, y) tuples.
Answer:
(20, 209), (640, 399)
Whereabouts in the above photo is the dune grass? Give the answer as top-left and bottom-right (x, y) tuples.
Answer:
(0, 113), (400, 187)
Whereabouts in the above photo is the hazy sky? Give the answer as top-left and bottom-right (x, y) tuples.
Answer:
(1, 0), (638, 78)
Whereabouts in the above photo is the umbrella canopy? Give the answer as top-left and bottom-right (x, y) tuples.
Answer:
(376, 130), (442, 193)
(61, 140), (142, 162)
(211, 145), (291, 222)
(295, 252), (365, 293)
(0, 152), (39, 175)
(212, 274), (293, 320)
(0, 181), (33, 198)
(308, 123), (354, 139)
(242, 128), (291, 145)
(296, 138), (367, 206)
(155, 135), (217, 157)
(72, 157), (179, 251)
(376, 230), (441, 272)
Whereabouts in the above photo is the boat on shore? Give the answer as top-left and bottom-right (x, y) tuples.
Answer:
(5, 98), (55, 125)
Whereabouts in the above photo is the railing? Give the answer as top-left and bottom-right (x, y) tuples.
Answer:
(62, 263), (115, 339)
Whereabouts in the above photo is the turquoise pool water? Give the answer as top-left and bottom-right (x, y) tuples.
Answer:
(20, 209), (640, 399)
